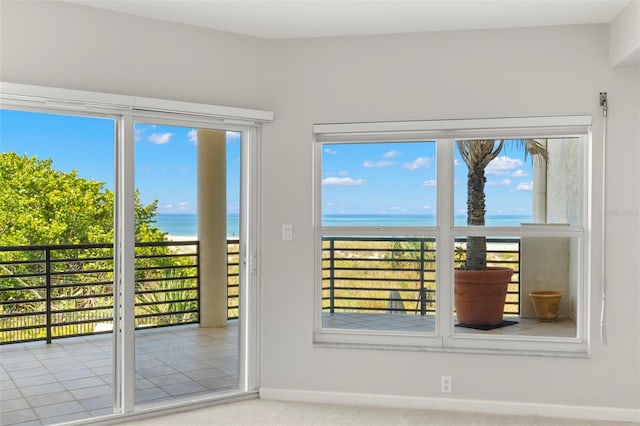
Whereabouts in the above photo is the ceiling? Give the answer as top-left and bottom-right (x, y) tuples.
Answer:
(62, 0), (631, 40)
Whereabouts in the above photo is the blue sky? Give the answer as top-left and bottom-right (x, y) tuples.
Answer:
(0, 109), (241, 215)
(322, 141), (536, 217)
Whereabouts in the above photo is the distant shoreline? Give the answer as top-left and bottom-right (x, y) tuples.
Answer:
(166, 234), (240, 241)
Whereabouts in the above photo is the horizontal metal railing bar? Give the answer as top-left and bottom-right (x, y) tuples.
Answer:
(135, 311), (198, 319)
(48, 293), (113, 302)
(325, 277), (434, 283)
(47, 268), (113, 276)
(323, 286), (436, 293)
(135, 264), (197, 272)
(328, 266), (434, 273)
(135, 275), (198, 284)
(0, 243), (113, 251)
(135, 299), (198, 308)
(48, 306), (112, 315)
(0, 272), (47, 279)
(135, 240), (197, 247)
(50, 318), (113, 327)
(324, 236), (437, 242)
(0, 259), (45, 266)
(49, 282), (114, 289)
(332, 295), (436, 302)
(328, 306), (436, 313)
(135, 253), (197, 260)
(135, 288), (197, 295)
(49, 256), (113, 264)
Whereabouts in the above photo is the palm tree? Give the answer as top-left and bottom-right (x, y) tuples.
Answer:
(456, 139), (548, 270)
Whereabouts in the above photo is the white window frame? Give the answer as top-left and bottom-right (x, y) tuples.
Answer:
(313, 116), (593, 357)
(0, 82), (273, 419)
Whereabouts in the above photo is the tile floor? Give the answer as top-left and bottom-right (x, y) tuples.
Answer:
(323, 312), (576, 337)
(0, 322), (238, 426)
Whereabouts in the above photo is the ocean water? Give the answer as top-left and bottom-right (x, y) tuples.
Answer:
(155, 213), (530, 238)
(155, 214), (240, 238)
(323, 214), (530, 227)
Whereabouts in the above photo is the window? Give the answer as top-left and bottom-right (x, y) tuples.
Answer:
(314, 117), (592, 355)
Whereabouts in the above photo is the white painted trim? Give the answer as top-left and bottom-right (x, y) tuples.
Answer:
(259, 388), (640, 423)
(313, 116), (592, 142)
(0, 82), (274, 123)
(117, 114), (136, 413)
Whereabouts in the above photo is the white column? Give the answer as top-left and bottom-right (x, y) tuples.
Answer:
(197, 129), (227, 327)
(532, 139), (548, 223)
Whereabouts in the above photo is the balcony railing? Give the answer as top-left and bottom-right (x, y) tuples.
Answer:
(0, 239), (241, 345)
(1, 236), (519, 344)
(322, 236), (520, 316)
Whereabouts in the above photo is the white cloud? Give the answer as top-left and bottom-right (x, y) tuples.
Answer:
(422, 179), (437, 187)
(487, 179), (512, 186)
(324, 148), (338, 155)
(178, 201), (191, 210)
(404, 156), (432, 170)
(363, 160), (394, 168)
(486, 156), (523, 175)
(516, 181), (533, 191)
(322, 177), (365, 186)
(188, 129), (197, 144)
(149, 132), (174, 144)
(454, 159), (461, 166)
(135, 127), (145, 142)
(383, 150), (399, 158)
(512, 169), (528, 177)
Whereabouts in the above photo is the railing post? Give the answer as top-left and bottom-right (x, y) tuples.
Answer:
(419, 238), (426, 316)
(45, 247), (52, 344)
(329, 238), (335, 314)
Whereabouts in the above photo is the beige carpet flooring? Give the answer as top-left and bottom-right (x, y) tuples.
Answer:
(117, 398), (637, 426)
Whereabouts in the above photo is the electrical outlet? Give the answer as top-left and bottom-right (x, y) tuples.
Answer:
(441, 376), (452, 393)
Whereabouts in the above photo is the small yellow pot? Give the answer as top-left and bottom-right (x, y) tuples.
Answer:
(529, 291), (563, 322)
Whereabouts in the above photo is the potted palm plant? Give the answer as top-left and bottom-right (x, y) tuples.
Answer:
(455, 139), (548, 326)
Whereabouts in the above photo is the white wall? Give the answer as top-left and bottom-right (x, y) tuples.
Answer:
(261, 26), (640, 415)
(2, 1), (639, 418)
(0, 1), (273, 110)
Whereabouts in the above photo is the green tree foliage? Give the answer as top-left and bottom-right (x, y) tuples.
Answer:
(0, 152), (165, 245)
(0, 153), (196, 342)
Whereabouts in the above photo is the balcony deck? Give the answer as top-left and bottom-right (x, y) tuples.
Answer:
(0, 323), (238, 426)
(323, 312), (576, 337)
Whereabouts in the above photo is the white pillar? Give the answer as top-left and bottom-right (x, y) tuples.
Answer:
(197, 129), (227, 327)
(532, 139), (548, 223)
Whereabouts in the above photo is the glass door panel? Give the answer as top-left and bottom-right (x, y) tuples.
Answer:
(133, 122), (240, 406)
(0, 109), (115, 424)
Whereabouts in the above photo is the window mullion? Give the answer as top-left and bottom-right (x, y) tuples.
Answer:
(436, 139), (454, 339)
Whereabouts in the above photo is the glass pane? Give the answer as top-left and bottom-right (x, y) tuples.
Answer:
(0, 109), (115, 424)
(322, 141), (436, 226)
(321, 236), (436, 333)
(454, 138), (582, 226)
(133, 124), (240, 406)
(454, 235), (578, 338)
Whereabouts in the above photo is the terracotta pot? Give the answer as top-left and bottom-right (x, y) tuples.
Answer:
(529, 290), (562, 322)
(454, 268), (513, 326)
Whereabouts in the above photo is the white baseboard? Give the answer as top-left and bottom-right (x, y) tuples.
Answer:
(259, 388), (640, 423)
